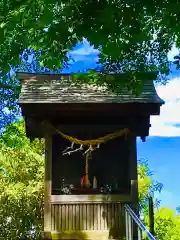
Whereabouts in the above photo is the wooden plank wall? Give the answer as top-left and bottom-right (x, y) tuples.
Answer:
(51, 202), (125, 233)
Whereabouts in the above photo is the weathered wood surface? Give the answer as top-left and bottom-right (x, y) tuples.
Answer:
(51, 194), (131, 203)
(50, 201), (126, 240)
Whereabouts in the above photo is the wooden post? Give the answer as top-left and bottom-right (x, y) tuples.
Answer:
(149, 196), (155, 236)
(129, 134), (139, 240)
(44, 134), (52, 238)
(129, 134), (138, 208)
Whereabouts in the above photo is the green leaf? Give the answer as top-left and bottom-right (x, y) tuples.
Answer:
(1, 0), (180, 96)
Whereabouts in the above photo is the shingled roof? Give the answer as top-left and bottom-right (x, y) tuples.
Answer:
(18, 73), (164, 104)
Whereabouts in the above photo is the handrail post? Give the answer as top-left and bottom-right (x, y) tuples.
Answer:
(124, 204), (156, 240)
(129, 202), (139, 240)
(125, 208), (133, 240)
(125, 209), (129, 240)
(149, 196), (155, 236)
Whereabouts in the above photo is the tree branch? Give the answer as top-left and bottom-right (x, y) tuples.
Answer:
(0, 82), (20, 91)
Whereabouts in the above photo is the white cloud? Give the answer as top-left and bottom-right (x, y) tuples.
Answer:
(70, 47), (99, 56)
(150, 77), (180, 136)
(150, 121), (180, 137)
(155, 78), (180, 101)
(69, 39), (99, 56)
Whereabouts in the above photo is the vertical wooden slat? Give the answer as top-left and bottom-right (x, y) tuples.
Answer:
(118, 203), (121, 228)
(53, 204), (56, 231)
(114, 203), (117, 229)
(88, 204), (91, 230)
(86, 204), (88, 230)
(61, 204), (65, 231)
(101, 203), (104, 230)
(89, 204), (93, 230)
(54, 205), (58, 231)
(77, 204), (80, 230)
(103, 203), (107, 230)
(58, 204), (62, 231)
(86, 204), (90, 230)
(105, 203), (108, 228)
(100, 203), (103, 230)
(83, 204), (87, 230)
(79, 203), (83, 230)
(97, 203), (100, 230)
(51, 205), (53, 231)
(117, 203), (119, 228)
(94, 203), (98, 230)
(72, 204), (76, 230)
(112, 203), (114, 227)
(113, 203), (116, 229)
(68, 204), (73, 231)
(65, 204), (68, 230)
(108, 203), (111, 229)
(98, 203), (100, 230)
(116, 203), (119, 228)
(100, 203), (103, 229)
(74, 204), (77, 230)
(91, 203), (94, 230)
(112, 203), (115, 227)
(104, 203), (107, 230)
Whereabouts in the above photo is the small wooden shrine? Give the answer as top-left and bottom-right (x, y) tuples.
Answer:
(18, 72), (164, 240)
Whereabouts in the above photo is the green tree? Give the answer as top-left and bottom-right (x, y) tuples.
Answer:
(138, 159), (163, 215)
(0, 0), (180, 82)
(0, 119), (44, 239)
(138, 160), (180, 239)
(154, 207), (180, 240)
(138, 162), (152, 202)
(141, 207), (180, 240)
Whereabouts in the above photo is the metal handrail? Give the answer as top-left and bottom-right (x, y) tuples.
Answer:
(124, 204), (156, 240)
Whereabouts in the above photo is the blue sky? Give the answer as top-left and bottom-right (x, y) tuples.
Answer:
(65, 39), (180, 210)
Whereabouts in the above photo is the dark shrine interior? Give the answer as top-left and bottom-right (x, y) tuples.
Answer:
(52, 133), (131, 195)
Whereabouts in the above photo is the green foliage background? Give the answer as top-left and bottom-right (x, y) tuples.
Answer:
(1, 0), (180, 84)
(0, 120), (44, 239)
